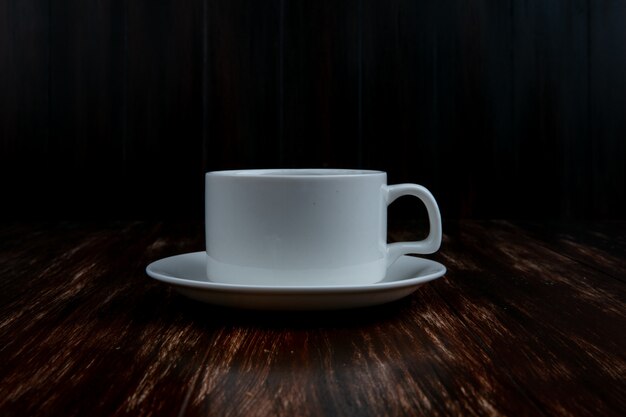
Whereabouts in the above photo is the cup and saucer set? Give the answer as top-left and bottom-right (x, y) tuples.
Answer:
(146, 169), (446, 310)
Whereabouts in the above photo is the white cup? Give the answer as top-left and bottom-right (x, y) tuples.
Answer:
(205, 169), (442, 286)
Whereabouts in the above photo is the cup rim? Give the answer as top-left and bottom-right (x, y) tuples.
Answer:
(206, 169), (385, 178)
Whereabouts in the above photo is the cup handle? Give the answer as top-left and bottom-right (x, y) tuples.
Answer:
(385, 184), (442, 267)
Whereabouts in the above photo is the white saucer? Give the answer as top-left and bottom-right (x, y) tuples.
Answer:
(146, 252), (446, 310)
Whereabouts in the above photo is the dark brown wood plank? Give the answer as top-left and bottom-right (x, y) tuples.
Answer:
(508, 220), (626, 283)
(432, 221), (626, 417)
(511, 0), (592, 219)
(205, 0), (282, 170)
(0, 222), (203, 417)
(361, 0), (441, 225)
(47, 0), (130, 219)
(1, 221), (625, 417)
(282, 0), (360, 169)
(2, 2), (626, 221)
(0, 0), (49, 219)
(589, 1), (626, 218)
(361, 0), (433, 180)
(126, 0), (205, 219)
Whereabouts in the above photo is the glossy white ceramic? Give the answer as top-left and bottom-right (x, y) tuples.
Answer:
(146, 252), (446, 310)
(205, 169), (442, 286)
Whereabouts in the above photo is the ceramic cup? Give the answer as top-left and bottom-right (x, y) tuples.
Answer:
(205, 169), (442, 286)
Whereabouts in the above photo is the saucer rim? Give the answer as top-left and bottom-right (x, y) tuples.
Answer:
(145, 252), (446, 294)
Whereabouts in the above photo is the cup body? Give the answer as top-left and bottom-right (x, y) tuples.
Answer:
(205, 169), (387, 286)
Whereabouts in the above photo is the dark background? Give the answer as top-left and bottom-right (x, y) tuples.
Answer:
(1, 0), (625, 221)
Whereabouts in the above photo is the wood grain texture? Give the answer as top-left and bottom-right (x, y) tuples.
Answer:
(125, 0), (205, 219)
(0, 0), (49, 216)
(205, 0), (282, 170)
(47, 0), (127, 218)
(0, 221), (624, 416)
(282, 0), (360, 169)
(1, 1), (625, 221)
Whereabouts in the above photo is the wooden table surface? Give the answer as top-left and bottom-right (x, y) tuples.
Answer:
(1, 220), (624, 417)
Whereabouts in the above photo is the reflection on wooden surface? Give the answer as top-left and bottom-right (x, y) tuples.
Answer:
(0, 220), (624, 416)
